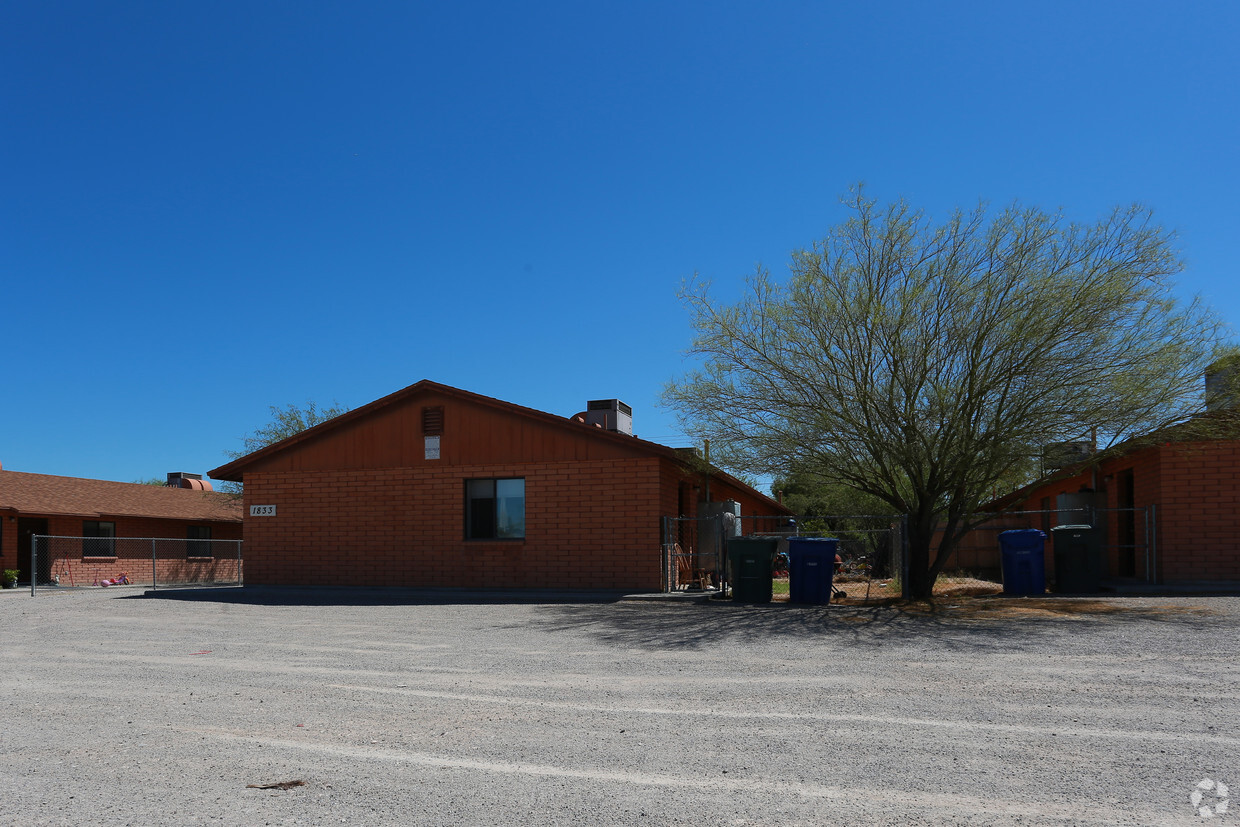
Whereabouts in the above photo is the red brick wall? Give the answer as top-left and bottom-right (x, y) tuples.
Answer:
(5, 515), (242, 586)
(240, 458), (666, 590)
(983, 440), (1240, 584)
(1154, 441), (1240, 581)
(934, 455), (1157, 578)
(654, 465), (787, 527)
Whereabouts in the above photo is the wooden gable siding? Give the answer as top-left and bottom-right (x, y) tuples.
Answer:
(240, 391), (652, 475)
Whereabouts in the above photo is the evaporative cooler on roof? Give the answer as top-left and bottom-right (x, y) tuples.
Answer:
(585, 399), (633, 435)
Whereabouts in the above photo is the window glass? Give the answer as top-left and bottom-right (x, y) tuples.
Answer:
(83, 521), (116, 557)
(466, 479), (496, 539)
(465, 478), (524, 539)
(495, 479), (525, 539)
(187, 525), (212, 557)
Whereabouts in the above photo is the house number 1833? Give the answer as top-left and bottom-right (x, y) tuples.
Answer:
(250, 505), (277, 517)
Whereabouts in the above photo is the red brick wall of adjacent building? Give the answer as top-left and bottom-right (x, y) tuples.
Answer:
(975, 439), (1240, 584)
(7, 515), (242, 586)
(240, 458), (667, 590)
(1153, 441), (1240, 581)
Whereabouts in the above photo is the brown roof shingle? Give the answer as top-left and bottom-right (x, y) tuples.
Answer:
(0, 470), (243, 523)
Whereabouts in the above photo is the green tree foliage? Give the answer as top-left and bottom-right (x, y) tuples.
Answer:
(772, 470), (894, 525)
(220, 400), (350, 493)
(227, 401), (350, 459)
(665, 188), (1230, 599)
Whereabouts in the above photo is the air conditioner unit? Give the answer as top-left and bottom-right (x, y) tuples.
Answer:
(585, 399), (633, 435)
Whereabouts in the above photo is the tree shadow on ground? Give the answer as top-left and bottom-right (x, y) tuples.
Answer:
(526, 596), (1225, 654)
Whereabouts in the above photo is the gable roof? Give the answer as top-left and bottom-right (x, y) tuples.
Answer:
(208, 379), (791, 514)
(209, 380), (665, 478)
(0, 469), (243, 523)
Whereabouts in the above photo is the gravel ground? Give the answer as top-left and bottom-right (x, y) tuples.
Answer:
(1, 586), (1237, 826)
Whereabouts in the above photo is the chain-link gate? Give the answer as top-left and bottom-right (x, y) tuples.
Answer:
(661, 513), (728, 592)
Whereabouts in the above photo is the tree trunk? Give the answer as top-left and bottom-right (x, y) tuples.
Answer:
(907, 556), (935, 600)
(905, 516), (939, 601)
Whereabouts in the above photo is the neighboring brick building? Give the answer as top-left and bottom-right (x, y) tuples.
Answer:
(953, 416), (1240, 587)
(208, 380), (789, 591)
(0, 468), (243, 585)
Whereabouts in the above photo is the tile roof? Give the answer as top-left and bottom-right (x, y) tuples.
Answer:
(0, 470), (243, 523)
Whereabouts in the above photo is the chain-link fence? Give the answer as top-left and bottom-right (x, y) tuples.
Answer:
(661, 513), (906, 602)
(29, 535), (242, 594)
(930, 506), (1156, 594)
(663, 504), (1160, 601)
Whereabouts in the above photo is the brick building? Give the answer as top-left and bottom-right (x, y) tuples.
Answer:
(208, 380), (789, 591)
(949, 416), (1240, 588)
(0, 468), (243, 586)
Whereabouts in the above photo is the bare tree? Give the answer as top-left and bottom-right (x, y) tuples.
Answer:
(665, 188), (1230, 599)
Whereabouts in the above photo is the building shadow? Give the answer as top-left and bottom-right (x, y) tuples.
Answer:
(124, 585), (632, 607)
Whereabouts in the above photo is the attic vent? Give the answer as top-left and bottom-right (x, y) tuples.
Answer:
(422, 406), (444, 435)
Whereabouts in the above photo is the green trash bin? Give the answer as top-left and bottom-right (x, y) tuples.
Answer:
(1052, 525), (1105, 593)
(727, 536), (777, 603)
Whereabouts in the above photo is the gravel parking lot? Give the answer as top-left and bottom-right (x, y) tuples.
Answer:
(2, 587), (1237, 826)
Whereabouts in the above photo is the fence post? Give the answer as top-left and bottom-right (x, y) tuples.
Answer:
(30, 534), (37, 597)
(1148, 504), (1157, 584)
(661, 517), (669, 593)
(151, 538), (157, 591)
(237, 540), (243, 586)
(901, 514), (911, 600)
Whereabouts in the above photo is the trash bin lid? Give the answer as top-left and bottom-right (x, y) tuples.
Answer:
(998, 529), (1046, 551)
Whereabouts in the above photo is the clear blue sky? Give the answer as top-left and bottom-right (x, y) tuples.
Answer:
(3, 1), (1237, 485)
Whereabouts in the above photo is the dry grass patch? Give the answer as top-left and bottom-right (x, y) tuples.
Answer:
(768, 577), (1214, 622)
(897, 596), (1217, 621)
(826, 576), (1001, 604)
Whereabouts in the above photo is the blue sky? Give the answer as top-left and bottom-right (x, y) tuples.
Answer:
(3, 1), (1238, 485)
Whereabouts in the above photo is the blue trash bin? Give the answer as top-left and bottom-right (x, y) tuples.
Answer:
(998, 529), (1047, 595)
(786, 537), (839, 605)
